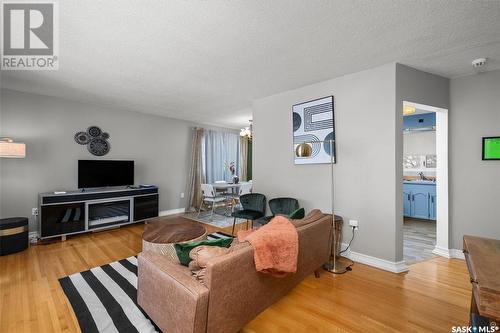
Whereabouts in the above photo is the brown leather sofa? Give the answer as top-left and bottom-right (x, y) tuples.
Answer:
(137, 210), (332, 333)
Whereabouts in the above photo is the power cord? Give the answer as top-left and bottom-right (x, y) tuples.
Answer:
(331, 226), (356, 273)
(339, 226), (356, 255)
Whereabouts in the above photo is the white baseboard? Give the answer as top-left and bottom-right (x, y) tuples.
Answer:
(432, 246), (465, 260)
(432, 245), (450, 258)
(449, 248), (465, 260)
(342, 245), (465, 274)
(340, 243), (409, 273)
(159, 208), (186, 216)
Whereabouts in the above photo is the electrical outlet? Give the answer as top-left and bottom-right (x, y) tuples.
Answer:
(349, 219), (359, 229)
(32, 208), (39, 216)
(180, 192), (185, 198)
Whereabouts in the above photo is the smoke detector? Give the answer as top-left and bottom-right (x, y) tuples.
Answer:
(472, 58), (487, 70)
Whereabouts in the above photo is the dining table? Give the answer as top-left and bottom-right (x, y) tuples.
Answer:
(210, 182), (246, 216)
(211, 182), (242, 191)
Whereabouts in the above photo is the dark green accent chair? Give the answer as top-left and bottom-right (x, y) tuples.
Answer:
(289, 207), (305, 219)
(231, 193), (266, 235)
(258, 197), (300, 225)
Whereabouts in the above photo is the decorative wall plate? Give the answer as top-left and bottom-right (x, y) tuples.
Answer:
(87, 138), (110, 156)
(74, 132), (90, 145)
(74, 126), (111, 156)
(87, 126), (102, 137)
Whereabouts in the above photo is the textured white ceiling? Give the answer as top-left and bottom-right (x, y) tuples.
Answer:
(2, 0), (500, 128)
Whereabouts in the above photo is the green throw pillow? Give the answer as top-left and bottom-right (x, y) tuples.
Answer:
(174, 238), (233, 266)
(289, 207), (305, 219)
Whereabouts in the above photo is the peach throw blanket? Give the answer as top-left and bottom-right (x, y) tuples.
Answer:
(237, 216), (298, 277)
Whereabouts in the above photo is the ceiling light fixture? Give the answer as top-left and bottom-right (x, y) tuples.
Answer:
(403, 105), (416, 116)
(240, 120), (252, 139)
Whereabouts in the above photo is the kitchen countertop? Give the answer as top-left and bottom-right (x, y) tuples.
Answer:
(403, 180), (436, 185)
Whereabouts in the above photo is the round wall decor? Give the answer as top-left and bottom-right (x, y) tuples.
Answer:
(87, 138), (110, 156)
(74, 126), (111, 156)
(87, 126), (102, 137)
(74, 132), (90, 145)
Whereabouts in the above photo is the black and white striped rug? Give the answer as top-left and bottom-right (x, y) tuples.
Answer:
(59, 232), (232, 333)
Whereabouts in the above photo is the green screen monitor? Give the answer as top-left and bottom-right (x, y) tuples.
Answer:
(482, 137), (500, 160)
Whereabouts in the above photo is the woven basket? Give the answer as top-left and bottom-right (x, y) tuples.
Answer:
(142, 230), (207, 263)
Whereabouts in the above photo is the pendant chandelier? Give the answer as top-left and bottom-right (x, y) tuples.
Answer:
(239, 120), (252, 139)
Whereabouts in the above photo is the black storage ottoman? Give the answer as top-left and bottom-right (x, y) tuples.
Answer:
(0, 217), (29, 256)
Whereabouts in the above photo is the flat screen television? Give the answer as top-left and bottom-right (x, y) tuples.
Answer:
(78, 160), (134, 188)
(482, 137), (500, 160)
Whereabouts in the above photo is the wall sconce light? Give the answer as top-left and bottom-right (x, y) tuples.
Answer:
(0, 138), (26, 158)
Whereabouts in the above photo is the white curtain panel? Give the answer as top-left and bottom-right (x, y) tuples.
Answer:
(204, 130), (240, 183)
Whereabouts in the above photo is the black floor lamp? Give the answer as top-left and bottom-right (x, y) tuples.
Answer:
(295, 139), (350, 274)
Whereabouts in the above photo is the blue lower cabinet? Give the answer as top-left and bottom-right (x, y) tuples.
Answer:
(429, 194), (437, 220)
(403, 182), (436, 220)
(403, 191), (411, 216)
(412, 192), (430, 219)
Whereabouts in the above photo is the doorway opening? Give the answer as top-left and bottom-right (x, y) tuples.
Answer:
(402, 101), (449, 265)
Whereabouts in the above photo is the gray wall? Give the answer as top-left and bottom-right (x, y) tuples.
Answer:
(395, 64), (450, 260)
(449, 70), (500, 248)
(0, 89), (232, 231)
(253, 63), (399, 262)
(403, 131), (436, 156)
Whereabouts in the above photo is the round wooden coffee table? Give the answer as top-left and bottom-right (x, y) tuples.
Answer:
(142, 216), (207, 263)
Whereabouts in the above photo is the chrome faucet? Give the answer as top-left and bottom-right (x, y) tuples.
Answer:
(418, 172), (425, 180)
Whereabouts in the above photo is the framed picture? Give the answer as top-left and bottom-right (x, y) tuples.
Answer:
(425, 154), (437, 168)
(403, 155), (422, 169)
(292, 96), (335, 164)
(482, 136), (500, 160)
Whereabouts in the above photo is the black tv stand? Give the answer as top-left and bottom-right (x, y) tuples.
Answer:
(38, 186), (159, 240)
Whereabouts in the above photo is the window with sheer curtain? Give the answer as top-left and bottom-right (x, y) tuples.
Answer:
(202, 129), (240, 183)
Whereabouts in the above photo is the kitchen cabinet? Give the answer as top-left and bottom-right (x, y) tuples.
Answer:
(412, 191), (430, 219)
(403, 189), (411, 216)
(403, 181), (436, 220)
(429, 194), (437, 220)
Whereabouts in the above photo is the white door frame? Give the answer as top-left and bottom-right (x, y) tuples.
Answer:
(403, 101), (449, 255)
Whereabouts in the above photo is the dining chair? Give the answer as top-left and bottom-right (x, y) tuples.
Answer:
(257, 197), (302, 225)
(231, 193), (266, 236)
(228, 182), (252, 211)
(238, 183), (253, 196)
(198, 184), (228, 220)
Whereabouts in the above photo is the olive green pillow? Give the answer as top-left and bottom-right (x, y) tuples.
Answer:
(289, 207), (305, 220)
(174, 238), (233, 266)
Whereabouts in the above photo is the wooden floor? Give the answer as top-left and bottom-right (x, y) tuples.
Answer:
(0, 220), (471, 333)
(403, 218), (437, 265)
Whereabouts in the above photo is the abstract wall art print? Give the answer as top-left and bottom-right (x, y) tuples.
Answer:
(293, 96), (336, 164)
